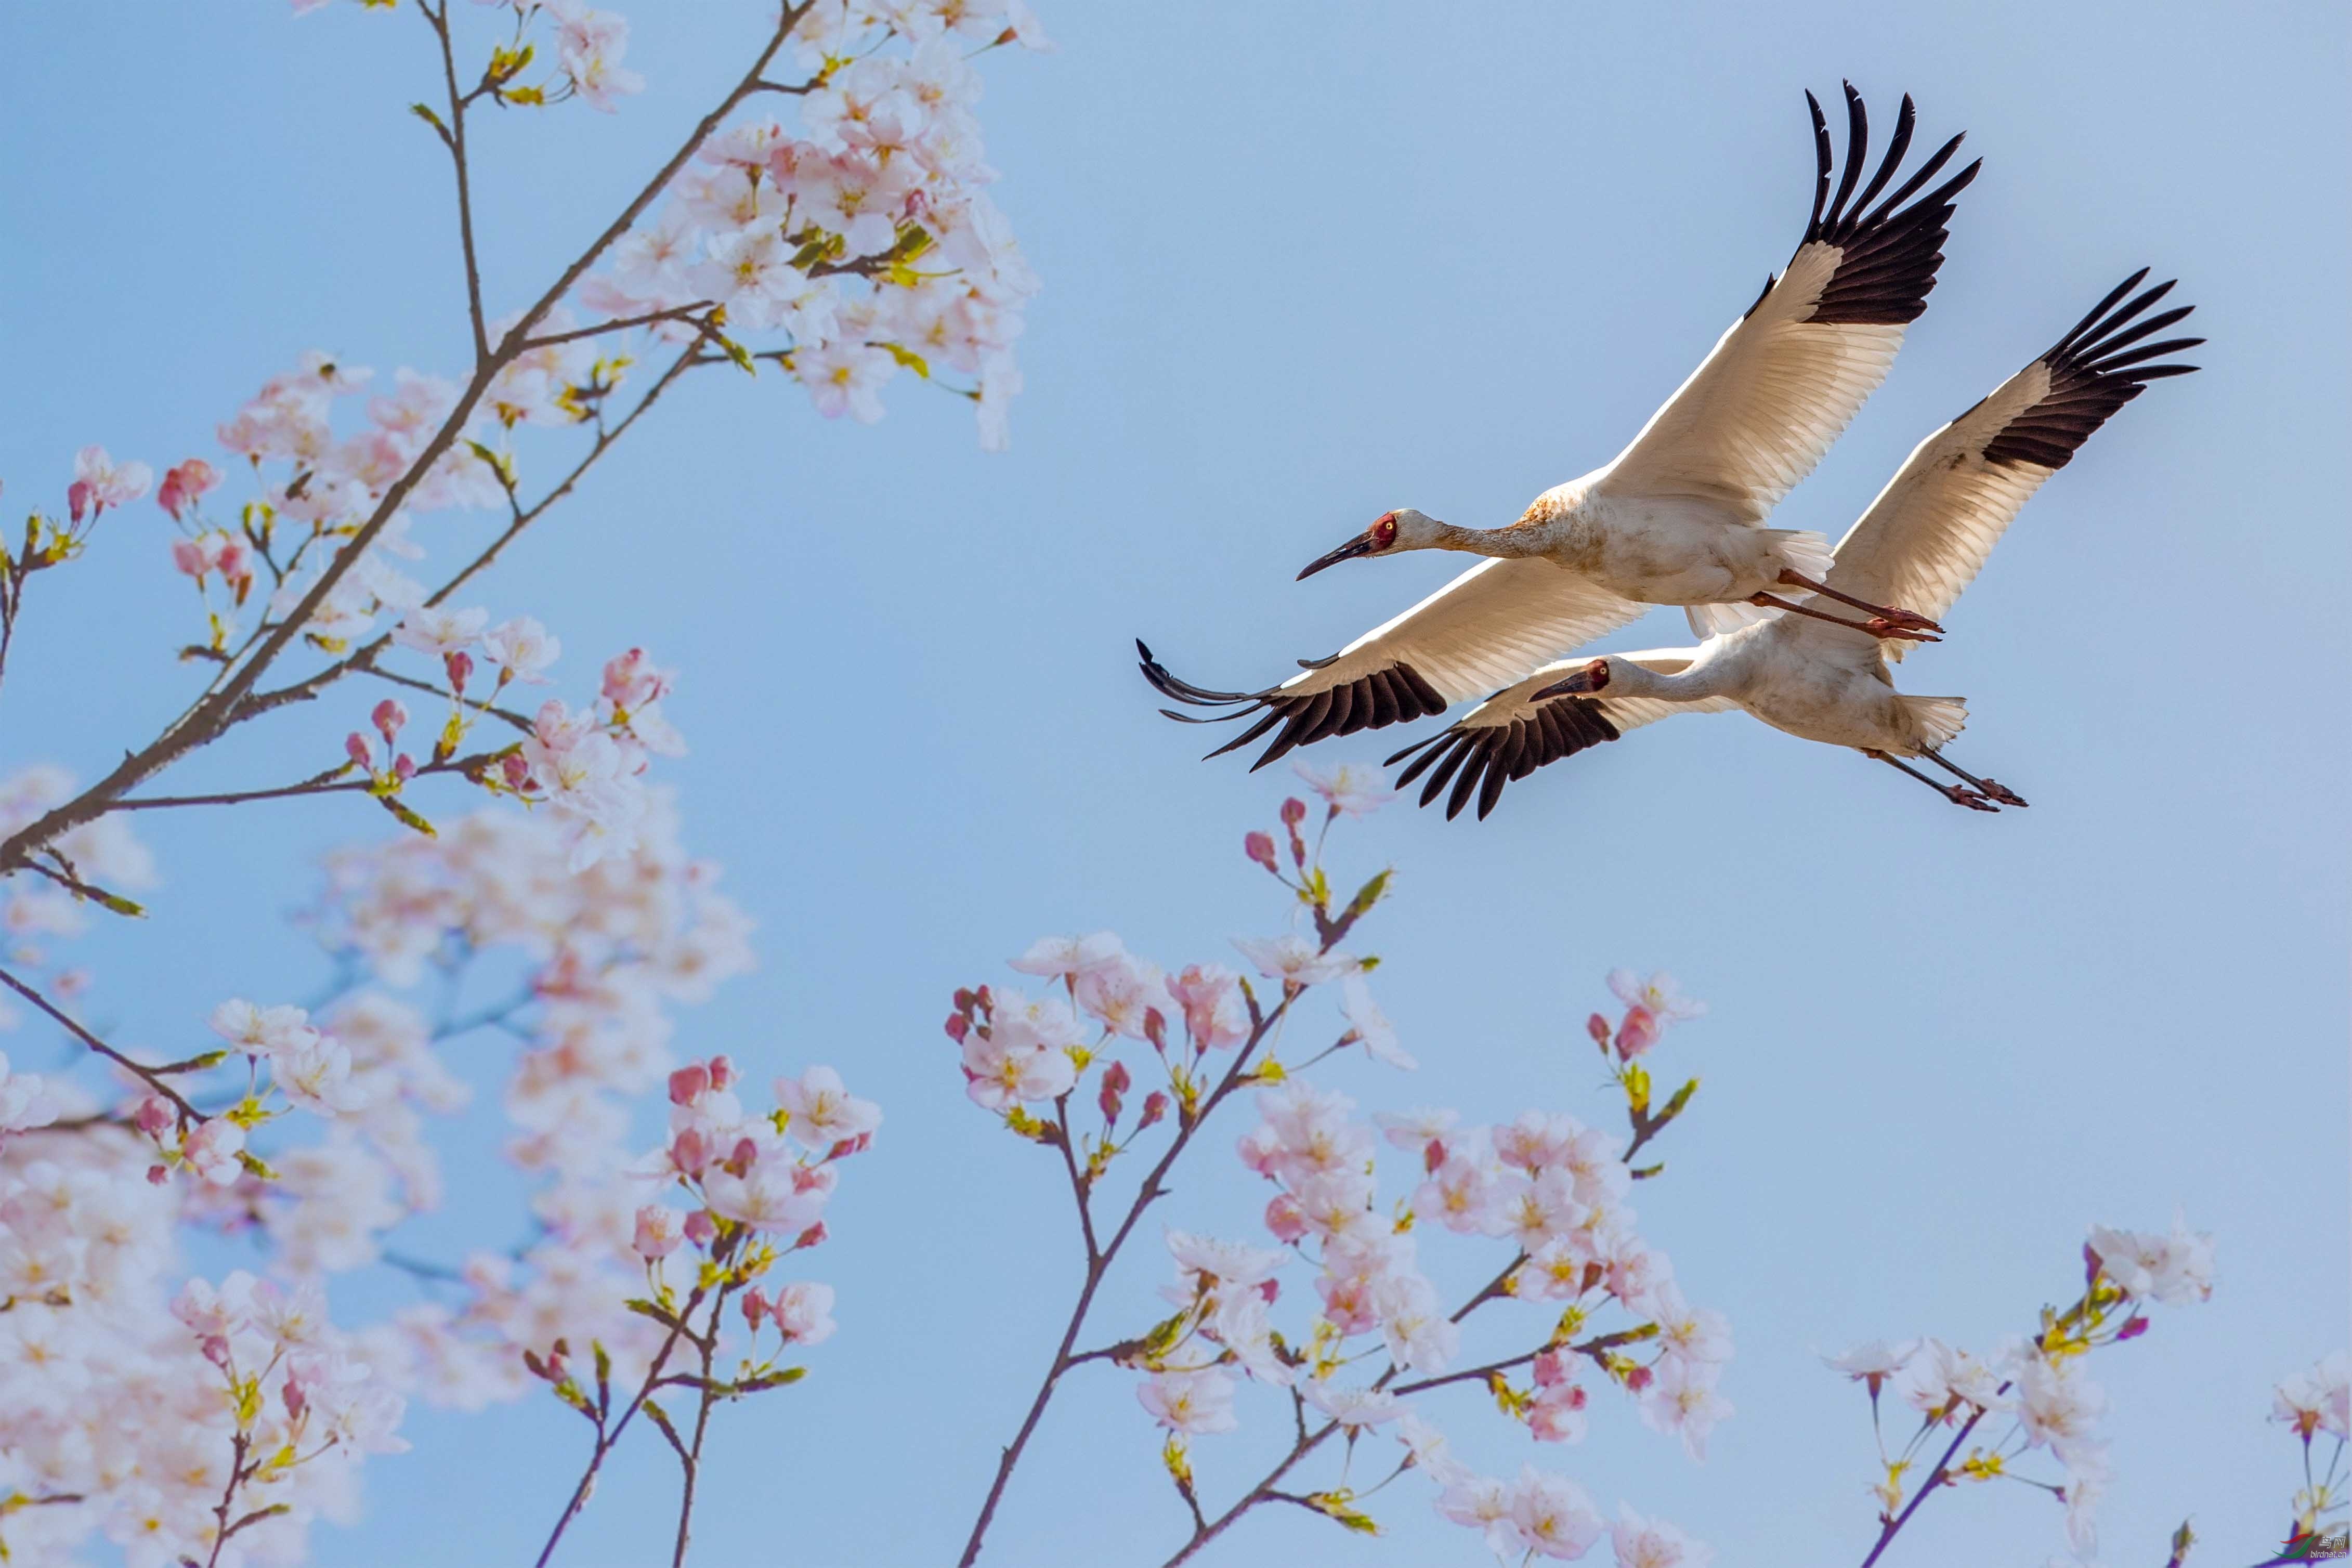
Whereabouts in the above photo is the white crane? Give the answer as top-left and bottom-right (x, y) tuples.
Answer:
(1383, 272), (2201, 819)
(1143, 84), (1981, 770)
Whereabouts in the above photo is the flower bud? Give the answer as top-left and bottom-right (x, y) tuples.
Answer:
(1140, 1090), (1169, 1130)
(668, 1062), (710, 1106)
(134, 1095), (176, 1135)
(445, 650), (474, 695)
(793, 1220), (828, 1251)
(1244, 831), (1278, 872)
(1279, 797), (1306, 828)
(944, 1013), (969, 1043)
(1614, 1005), (1658, 1061)
(707, 1054), (737, 1091)
(346, 732), (373, 768)
(1586, 1012), (1611, 1048)
(683, 1209), (717, 1246)
(67, 479), (92, 524)
(390, 753), (417, 784)
(372, 699), (408, 743)
(501, 751), (531, 789)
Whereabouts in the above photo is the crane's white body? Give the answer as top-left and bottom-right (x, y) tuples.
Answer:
(1567, 621), (1966, 757)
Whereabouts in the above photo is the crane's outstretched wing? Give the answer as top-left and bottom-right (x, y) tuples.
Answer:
(1381, 650), (1737, 820)
(1141, 558), (1647, 770)
(1818, 270), (2202, 661)
(1598, 85), (1980, 524)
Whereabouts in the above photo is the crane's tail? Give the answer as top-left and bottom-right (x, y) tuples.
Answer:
(1899, 695), (1969, 751)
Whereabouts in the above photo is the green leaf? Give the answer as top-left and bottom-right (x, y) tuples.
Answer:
(880, 342), (932, 378)
(1343, 867), (1391, 921)
(409, 103), (448, 134)
(378, 796), (438, 838)
(92, 890), (147, 918)
(624, 1298), (682, 1331)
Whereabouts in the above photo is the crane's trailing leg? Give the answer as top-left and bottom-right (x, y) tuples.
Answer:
(1774, 571), (1943, 635)
(1920, 748), (2028, 807)
(1866, 749), (1998, 811)
(1749, 593), (1940, 643)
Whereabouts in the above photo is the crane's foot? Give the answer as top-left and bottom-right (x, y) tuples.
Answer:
(1975, 778), (2030, 808)
(1943, 785), (2000, 812)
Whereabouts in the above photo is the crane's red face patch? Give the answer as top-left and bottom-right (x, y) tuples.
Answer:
(1371, 512), (1399, 549)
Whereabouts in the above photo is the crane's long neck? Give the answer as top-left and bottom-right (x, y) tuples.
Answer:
(1434, 521), (1550, 559)
(1603, 655), (1735, 703)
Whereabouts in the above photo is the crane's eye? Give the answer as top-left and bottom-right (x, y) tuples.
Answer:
(1372, 513), (1399, 547)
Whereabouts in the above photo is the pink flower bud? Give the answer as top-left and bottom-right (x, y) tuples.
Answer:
(445, 650), (473, 695)
(707, 1054), (737, 1091)
(390, 753), (417, 784)
(1244, 831), (1278, 872)
(944, 1013), (969, 1043)
(1423, 1139), (1447, 1174)
(1279, 798), (1306, 828)
(345, 731), (373, 768)
(283, 1374), (309, 1420)
(2115, 1315), (2149, 1341)
(67, 479), (92, 524)
(793, 1220), (828, 1250)
(214, 533), (253, 584)
(158, 459), (220, 521)
(1586, 1012), (1611, 1047)
(1140, 1090), (1169, 1130)
(500, 752), (531, 789)
(1614, 1005), (1659, 1061)
(1097, 1060), (1130, 1122)
(668, 1062), (710, 1106)
(669, 1128), (708, 1177)
(1624, 1364), (1655, 1394)
(201, 1334), (233, 1367)
(683, 1209), (717, 1246)
(1263, 1192), (1308, 1244)
(372, 699), (408, 743)
(740, 1288), (770, 1330)
(134, 1095), (175, 1135)
(147, 1164), (169, 1185)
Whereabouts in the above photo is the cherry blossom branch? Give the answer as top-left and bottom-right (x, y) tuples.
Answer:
(1858, 1400), (1995, 1567)
(956, 989), (1301, 1568)
(517, 303), (715, 351)
(239, 332), (710, 728)
(533, 1298), (703, 1568)
(0, 5), (808, 881)
(416, 0), (490, 366)
(0, 967), (201, 1124)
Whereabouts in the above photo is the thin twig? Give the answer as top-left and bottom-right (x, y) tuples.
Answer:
(0, 968), (200, 1123)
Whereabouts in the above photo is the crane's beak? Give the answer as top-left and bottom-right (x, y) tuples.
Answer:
(1532, 660), (1610, 699)
(1297, 532), (1379, 581)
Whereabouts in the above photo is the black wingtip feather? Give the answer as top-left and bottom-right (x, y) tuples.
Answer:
(1980, 272), (2203, 471)
(1780, 90), (1976, 328)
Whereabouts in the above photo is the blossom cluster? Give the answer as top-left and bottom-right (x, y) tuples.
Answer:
(576, 0), (1046, 446)
(2269, 1351), (2349, 1547)
(1823, 1217), (2216, 1562)
(0, 1124), (406, 1566)
(945, 769), (1723, 1564)
(298, 795), (754, 1404)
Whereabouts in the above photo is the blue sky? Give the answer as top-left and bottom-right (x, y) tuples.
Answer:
(1, 2), (2345, 1565)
